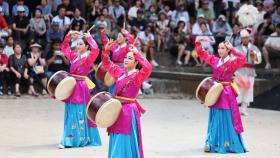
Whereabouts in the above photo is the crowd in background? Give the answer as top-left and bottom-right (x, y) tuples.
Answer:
(0, 0), (280, 96)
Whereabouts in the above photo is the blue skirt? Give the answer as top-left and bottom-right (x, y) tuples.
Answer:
(108, 110), (140, 158)
(60, 103), (101, 147)
(205, 108), (247, 153)
(108, 84), (115, 96)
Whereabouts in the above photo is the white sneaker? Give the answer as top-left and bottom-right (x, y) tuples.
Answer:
(240, 103), (249, 116)
(176, 60), (182, 65)
(265, 63), (271, 70)
(57, 143), (65, 149)
(151, 60), (159, 67)
(204, 144), (210, 152)
(241, 111), (249, 116)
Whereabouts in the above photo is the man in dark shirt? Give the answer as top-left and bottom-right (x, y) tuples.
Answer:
(130, 9), (147, 34)
(46, 40), (69, 78)
(56, 0), (75, 19)
(12, 5), (30, 42)
(256, 12), (275, 48)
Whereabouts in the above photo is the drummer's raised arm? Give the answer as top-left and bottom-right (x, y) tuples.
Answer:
(134, 51), (152, 86)
(101, 48), (123, 79)
(85, 34), (99, 65)
(195, 41), (218, 67)
(61, 34), (78, 62)
(230, 47), (246, 70)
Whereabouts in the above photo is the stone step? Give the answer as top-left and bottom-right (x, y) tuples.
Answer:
(150, 70), (280, 97)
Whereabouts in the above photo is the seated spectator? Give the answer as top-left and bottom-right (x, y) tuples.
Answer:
(162, 4), (172, 19)
(192, 14), (211, 36)
(223, 0), (240, 25)
(130, 9), (147, 34)
(156, 11), (170, 51)
(254, 0), (266, 29)
(47, 0), (61, 12)
(26, 43), (47, 96)
(263, 0), (274, 13)
(108, 0), (125, 23)
(255, 12), (275, 49)
(128, 0), (142, 21)
(138, 26), (159, 67)
(194, 22), (215, 66)
(3, 36), (14, 57)
(169, 22), (192, 66)
(52, 6), (71, 33)
(30, 8), (47, 45)
(272, 4), (280, 25)
(0, 43), (12, 95)
(227, 23), (241, 47)
(197, 0), (215, 28)
(146, 5), (158, 23)
(212, 14), (232, 48)
(46, 40), (69, 78)
(0, 7), (11, 43)
(56, 0), (75, 19)
(94, 8), (112, 32)
(12, 6), (30, 45)
(46, 21), (64, 43)
(170, 3), (190, 29)
(37, 0), (53, 28)
(12, 0), (29, 17)
(71, 8), (86, 32)
(0, 0), (9, 22)
(262, 24), (280, 69)
(88, 0), (103, 26)
(9, 42), (32, 97)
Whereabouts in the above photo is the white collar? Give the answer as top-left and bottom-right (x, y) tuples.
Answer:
(241, 43), (252, 50)
(217, 55), (230, 67)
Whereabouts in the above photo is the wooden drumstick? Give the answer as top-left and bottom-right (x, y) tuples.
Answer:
(87, 24), (96, 32)
(133, 35), (139, 46)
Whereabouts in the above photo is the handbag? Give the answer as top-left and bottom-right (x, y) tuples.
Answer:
(33, 65), (44, 74)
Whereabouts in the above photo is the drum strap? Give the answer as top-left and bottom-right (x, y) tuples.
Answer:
(70, 74), (96, 89)
(115, 96), (146, 114)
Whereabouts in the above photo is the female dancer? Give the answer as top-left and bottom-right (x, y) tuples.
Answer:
(102, 40), (152, 158)
(58, 31), (101, 148)
(101, 28), (136, 95)
(195, 38), (247, 153)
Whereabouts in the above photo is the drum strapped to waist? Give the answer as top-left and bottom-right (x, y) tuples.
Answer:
(86, 92), (122, 128)
(47, 71), (76, 100)
(95, 62), (115, 87)
(196, 77), (224, 106)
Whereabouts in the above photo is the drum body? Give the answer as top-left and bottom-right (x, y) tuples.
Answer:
(86, 92), (122, 128)
(196, 77), (224, 106)
(95, 62), (115, 87)
(47, 71), (76, 100)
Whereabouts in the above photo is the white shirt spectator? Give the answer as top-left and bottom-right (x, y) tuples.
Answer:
(109, 5), (125, 21)
(138, 31), (154, 45)
(171, 10), (189, 27)
(52, 15), (71, 31)
(128, 6), (139, 19)
(4, 45), (14, 57)
(192, 22), (211, 35)
(265, 32), (280, 49)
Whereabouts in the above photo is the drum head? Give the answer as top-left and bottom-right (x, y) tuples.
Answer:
(95, 99), (122, 128)
(55, 77), (76, 100)
(204, 83), (224, 106)
(47, 71), (64, 95)
(104, 73), (115, 87)
(195, 77), (212, 101)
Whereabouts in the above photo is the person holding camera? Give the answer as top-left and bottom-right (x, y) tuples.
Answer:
(46, 40), (69, 78)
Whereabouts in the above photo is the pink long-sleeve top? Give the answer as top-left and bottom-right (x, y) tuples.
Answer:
(102, 48), (152, 158)
(101, 32), (135, 64)
(61, 34), (99, 127)
(195, 42), (246, 134)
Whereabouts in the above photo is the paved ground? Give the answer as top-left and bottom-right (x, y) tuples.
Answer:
(0, 95), (280, 158)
